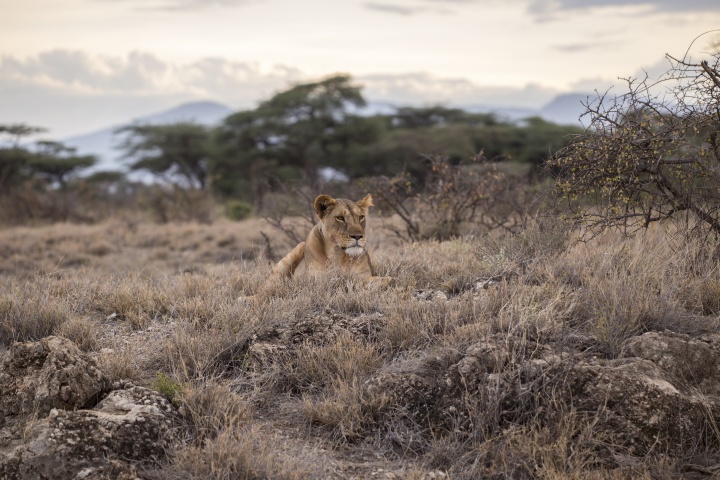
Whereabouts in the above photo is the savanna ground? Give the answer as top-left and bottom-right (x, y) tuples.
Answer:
(2, 215), (720, 479)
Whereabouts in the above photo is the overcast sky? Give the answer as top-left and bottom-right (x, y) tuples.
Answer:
(1, 0), (719, 137)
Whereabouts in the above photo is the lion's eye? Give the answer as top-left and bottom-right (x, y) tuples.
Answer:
(359, 215), (365, 222)
(336, 216), (345, 223)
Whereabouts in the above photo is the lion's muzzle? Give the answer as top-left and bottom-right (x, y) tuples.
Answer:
(342, 237), (365, 257)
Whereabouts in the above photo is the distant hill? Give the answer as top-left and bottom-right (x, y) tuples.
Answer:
(63, 101), (233, 174)
(539, 93), (591, 126)
(461, 93), (590, 126)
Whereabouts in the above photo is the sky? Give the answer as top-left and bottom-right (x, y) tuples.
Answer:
(1, 0), (720, 137)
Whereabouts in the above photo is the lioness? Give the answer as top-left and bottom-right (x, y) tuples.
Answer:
(271, 193), (377, 280)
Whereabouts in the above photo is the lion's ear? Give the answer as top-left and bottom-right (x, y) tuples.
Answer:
(314, 194), (337, 219)
(356, 194), (373, 213)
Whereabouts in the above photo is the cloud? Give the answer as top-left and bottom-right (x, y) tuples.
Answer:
(552, 40), (621, 53)
(0, 50), (302, 101)
(363, 2), (424, 15)
(529, 0), (719, 15)
(0, 50), (303, 136)
(96, 0), (258, 12)
(357, 72), (558, 108)
(0, 50), (564, 137)
(363, 0), (454, 15)
(568, 57), (678, 95)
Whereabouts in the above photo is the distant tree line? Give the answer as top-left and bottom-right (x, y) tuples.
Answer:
(6, 45), (720, 248)
(0, 74), (582, 225)
(118, 75), (582, 210)
(0, 125), (96, 192)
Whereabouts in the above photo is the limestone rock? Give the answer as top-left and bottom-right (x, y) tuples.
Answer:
(251, 308), (384, 353)
(0, 385), (179, 480)
(364, 331), (720, 457)
(622, 331), (720, 395)
(0, 336), (110, 427)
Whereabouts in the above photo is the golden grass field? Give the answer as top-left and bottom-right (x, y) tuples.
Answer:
(2, 216), (720, 479)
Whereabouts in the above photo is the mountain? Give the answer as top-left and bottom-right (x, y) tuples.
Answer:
(63, 101), (233, 174)
(539, 93), (591, 126)
(461, 93), (590, 126)
(136, 101), (234, 125)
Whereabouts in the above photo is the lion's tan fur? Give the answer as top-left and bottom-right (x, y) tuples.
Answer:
(271, 194), (375, 279)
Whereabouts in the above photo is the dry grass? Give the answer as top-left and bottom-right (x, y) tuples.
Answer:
(1, 217), (719, 478)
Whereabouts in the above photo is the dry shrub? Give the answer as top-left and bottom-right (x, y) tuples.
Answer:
(381, 295), (481, 354)
(96, 344), (145, 383)
(445, 413), (649, 480)
(157, 383), (321, 480)
(137, 187), (217, 224)
(0, 290), (68, 345)
(161, 327), (244, 381)
(86, 239), (115, 256)
(89, 274), (170, 328)
(281, 334), (383, 395)
(166, 273), (247, 327)
(549, 232), (686, 356)
(489, 283), (574, 343)
(56, 316), (99, 351)
(376, 238), (487, 291)
(361, 154), (533, 242)
(165, 428), (320, 480)
(302, 377), (388, 441)
(179, 383), (251, 441)
(694, 278), (720, 316)
(5, 216), (720, 478)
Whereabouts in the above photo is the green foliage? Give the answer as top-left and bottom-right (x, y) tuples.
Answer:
(28, 141), (96, 188)
(1, 76), (584, 221)
(215, 74), (377, 199)
(224, 199), (253, 221)
(84, 170), (127, 184)
(150, 371), (184, 405)
(0, 146), (34, 190)
(0, 125), (96, 191)
(344, 110), (581, 184)
(117, 122), (213, 189)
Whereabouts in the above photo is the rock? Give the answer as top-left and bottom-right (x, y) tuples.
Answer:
(0, 385), (179, 480)
(552, 357), (715, 455)
(472, 279), (499, 292)
(621, 331), (720, 395)
(247, 341), (289, 366)
(365, 371), (439, 412)
(413, 289), (448, 302)
(0, 336), (110, 427)
(364, 331), (720, 458)
(248, 309), (384, 360)
(0, 337), (181, 479)
(74, 460), (141, 480)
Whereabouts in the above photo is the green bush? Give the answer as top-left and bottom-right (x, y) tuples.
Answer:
(150, 371), (184, 405)
(224, 200), (253, 221)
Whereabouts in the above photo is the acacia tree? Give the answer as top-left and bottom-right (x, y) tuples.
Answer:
(29, 141), (96, 188)
(0, 126), (96, 191)
(0, 124), (45, 191)
(215, 74), (376, 201)
(117, 122), (213, 189)
(548, 49), (720, 238)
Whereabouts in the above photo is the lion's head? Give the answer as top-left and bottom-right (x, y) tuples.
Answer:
(314, 194), (373, 258)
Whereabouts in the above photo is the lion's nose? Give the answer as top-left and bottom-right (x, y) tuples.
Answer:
(350, 234), (363, 241)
